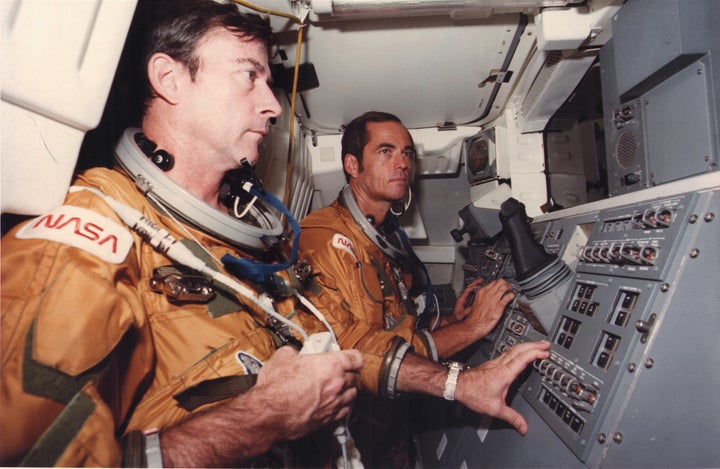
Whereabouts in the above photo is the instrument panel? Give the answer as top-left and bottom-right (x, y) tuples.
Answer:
(417, 182), (720, 468)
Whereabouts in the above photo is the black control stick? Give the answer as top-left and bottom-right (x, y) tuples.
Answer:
(499, 198), (556, 281)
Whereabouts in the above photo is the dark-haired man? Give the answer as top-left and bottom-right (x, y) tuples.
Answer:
(300, 111), (550, 466)
(0, 2), (361, 466)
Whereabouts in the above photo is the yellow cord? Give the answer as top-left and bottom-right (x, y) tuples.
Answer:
(230, 0), (307, 223)
(284, 25), (304, 212)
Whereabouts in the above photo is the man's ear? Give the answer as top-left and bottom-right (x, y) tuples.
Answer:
(344, 154), (360, 178)
(147, 52), (183, 105)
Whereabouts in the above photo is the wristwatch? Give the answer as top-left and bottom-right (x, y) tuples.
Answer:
(443, 361), (466, 401)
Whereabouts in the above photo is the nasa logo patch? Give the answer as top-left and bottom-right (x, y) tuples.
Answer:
(332, 233), (357, 261)
(16, 205), (133, 264)
(235, 351), (264, 374)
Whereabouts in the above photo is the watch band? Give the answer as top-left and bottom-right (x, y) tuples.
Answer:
(443, 361), (465, 401)
(144, 428), (163, 468)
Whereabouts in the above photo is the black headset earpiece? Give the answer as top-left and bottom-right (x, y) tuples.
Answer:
(134, 132), (174, 172)
(149, 149), (174, 171)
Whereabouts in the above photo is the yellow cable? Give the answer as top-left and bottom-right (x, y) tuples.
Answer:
(230, 0), (307, 224)
(284, 25), (304, 212)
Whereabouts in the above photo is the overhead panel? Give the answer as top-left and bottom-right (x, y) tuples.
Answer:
(275, 14), (525, 131)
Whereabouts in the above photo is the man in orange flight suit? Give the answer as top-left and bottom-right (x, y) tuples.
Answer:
(0, 2), (362, 467)
(300, 111), (550, 467)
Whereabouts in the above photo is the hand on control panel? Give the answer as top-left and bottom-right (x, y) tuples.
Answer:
(432, 278), (516, 358)
(454, 340), (551, 435)
(458, 278), (516, 338)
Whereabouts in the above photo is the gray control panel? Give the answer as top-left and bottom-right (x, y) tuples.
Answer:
(500, 194), (694, 460)
(416, 181), (720, 468)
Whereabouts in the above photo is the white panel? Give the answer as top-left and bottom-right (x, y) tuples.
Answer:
(307, 134), (344, 210)
(1, 102), (84, 214)
(517, 52), (597, 133)
(1, 0), (137, 215)
(470, 180), (512, 209)
(546, 124), (586, 175)
(549, 172), (587, 208)
(510, 172), (547, 216)
(2, 0), (137, 129)
(413, 127), (479, 176)
(536, 3), (621, 51)
(290, 14), (522, 131)
(537, 7), (593, 50)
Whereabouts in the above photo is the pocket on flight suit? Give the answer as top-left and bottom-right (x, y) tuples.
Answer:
(124, 327), (276, 432)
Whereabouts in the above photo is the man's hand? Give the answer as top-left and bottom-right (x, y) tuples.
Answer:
(454, 340), (551, 435)
(459, 278), (515, 338)
(252, 346), (364, 440)
(161, 346), (363, 467)
(432, 278), (515, 357)
(450, 277), (485, 322)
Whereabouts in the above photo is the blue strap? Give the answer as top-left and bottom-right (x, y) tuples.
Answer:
(221, 184), (300, 284)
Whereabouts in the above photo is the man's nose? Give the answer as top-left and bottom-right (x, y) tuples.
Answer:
(395, 153), (411, 170)
(262, 84), (283, 118)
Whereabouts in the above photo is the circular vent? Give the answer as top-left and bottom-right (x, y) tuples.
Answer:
(615, 130), (637, 169)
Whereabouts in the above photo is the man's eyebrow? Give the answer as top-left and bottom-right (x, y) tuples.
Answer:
(373, 142), (414, 152)
(236, 57), (273, 84)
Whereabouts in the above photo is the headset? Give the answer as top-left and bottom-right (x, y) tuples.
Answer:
(339, 184), (436, 324)
(115, 128), (285, 252)
(338, 184), (409, 261)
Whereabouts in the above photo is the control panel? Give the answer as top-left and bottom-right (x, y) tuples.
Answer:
(571, 194), (694, 281)
(461, 192), (698, 462)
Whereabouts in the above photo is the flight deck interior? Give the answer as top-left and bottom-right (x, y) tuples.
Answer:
(2, 0), (719, 467)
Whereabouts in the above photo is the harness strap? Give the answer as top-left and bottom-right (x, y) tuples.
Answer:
(173, 375), (258, 411)
(20, 321), (112, 466)
(19, 392), (96, 467)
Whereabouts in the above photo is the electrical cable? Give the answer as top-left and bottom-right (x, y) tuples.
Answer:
(230, 0), (304, 25)
(294, 291), (337, 344)
(429, 294), (441, 331)
(69, 185), (309, 342)
(203, 3), (355, 466)
(221, 181), (301, 284)
(282, 25), (305, 217)
(234, 194), (258, 218)
(390, 185), (412, 217)
(229, 0), (307, 223)
(72, 185), (358, 466)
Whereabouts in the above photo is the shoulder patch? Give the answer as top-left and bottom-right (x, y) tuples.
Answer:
(332, 233), (357, 261)
(235, 351), (264, 374)
(16, 205), (133, 264)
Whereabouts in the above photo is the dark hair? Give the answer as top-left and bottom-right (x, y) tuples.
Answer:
(139, 0), (275, 108)
(341, 111), (413, 181)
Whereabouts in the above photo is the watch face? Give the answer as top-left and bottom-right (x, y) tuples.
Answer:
(443, 361), (465, 401)
(444, 361), (466, 370)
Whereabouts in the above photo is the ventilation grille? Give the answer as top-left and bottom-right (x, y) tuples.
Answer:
(521, 50), (564, 116)
(615, 130), (637, 169)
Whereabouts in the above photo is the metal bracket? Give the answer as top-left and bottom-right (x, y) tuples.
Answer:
(635, 313), (656, 344)
(478, 69), (514, 88)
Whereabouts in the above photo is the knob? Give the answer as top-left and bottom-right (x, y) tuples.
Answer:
(573, 384), (597, 404)
(635, 319), (651, 334)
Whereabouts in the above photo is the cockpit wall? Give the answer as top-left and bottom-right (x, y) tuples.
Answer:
(3, 1), (719, 466)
